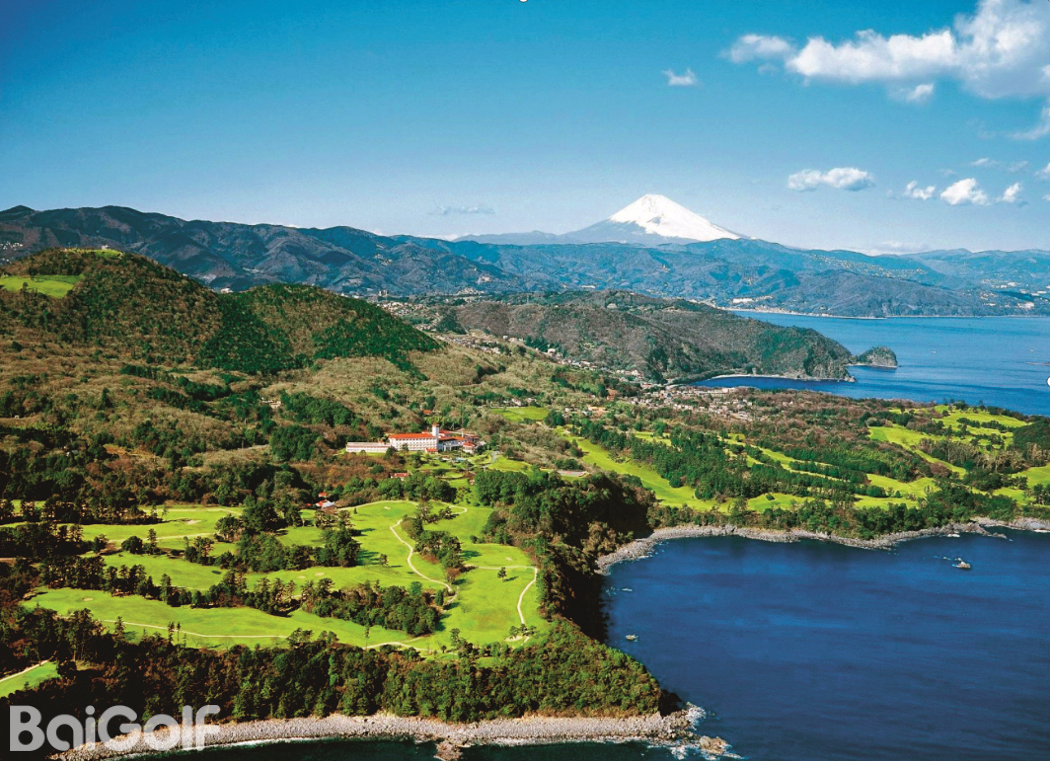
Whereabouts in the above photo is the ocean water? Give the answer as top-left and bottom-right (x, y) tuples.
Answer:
(695, 314), (1050, 417)
(605, 532), (1050, 761)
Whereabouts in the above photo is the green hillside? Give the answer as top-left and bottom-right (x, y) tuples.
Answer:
(0, 248), (438, 373)
(431, 291), (861, 382)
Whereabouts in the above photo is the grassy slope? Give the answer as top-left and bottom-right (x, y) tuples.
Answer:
(492, 406), (549, 423)
(563, 406), (1042, 515)
(869, 426), (966, 475)
(38, 498), (546, 653)
(0, 275), (81, 297)
(0, 661), (59, 698)
(74, 507), (241, 547)
(569, 434), (716, 509)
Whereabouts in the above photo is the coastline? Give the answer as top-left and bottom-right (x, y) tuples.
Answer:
(688, 372), (855, 384)
(57, 705), (727, 761)
(728, 308), (1046, 321)
(596, 518), (1050, 573)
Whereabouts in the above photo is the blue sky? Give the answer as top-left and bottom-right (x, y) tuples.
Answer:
(2, 0), (1050, 252)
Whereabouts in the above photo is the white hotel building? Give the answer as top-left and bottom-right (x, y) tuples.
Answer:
(345, 425), (478, 455)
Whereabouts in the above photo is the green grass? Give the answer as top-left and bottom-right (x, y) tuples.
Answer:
(747, 492), (797, 512)
(590, 426), (946, 515)
(0, 275), (82, 298)
(1016, 463), (1050, 487)
(488, 456), (531, 473)
(868, 425), (965, 475)
(0, 661), (59, 698)
(29, 587), (409, 649)
(492, 406), (548, 423)
(72, 506), (241, 548)
(99, 552), (230, 589)
(858, 474), (937, 506)
(934, 406), (1026, 430)
(568, 434), (715, 510)
(39, 499), (547, 655)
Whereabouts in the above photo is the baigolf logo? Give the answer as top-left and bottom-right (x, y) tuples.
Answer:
(9, 704), (220, 753)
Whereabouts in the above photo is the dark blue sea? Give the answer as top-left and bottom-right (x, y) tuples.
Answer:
(605, 532), (1050, 761)
(696, 314), (1050, 417)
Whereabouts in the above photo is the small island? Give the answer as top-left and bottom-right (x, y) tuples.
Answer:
(851, 346), (898, 368)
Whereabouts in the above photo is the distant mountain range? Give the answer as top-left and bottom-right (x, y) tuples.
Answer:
(458, 194), (740, 245)
(2, 201), (1050, 317)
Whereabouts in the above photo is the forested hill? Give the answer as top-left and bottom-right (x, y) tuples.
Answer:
(0, 248), (438, 373)
(432, 291), (860, 382)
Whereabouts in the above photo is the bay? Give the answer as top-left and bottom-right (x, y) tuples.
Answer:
(695, 314), (1050, 416)
(605, 531), (1050, 761)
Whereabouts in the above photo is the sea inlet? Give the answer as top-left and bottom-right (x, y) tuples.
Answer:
(605, 530), (1050, 761)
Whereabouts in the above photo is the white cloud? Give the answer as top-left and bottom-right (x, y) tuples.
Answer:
(904, 181), (937, 200)
(1044, 194), (1050, 201)
(903, 82), (935, 103)
(730, 0), (1050, 136)
(999, 181), (1024, 202)
(940, 177), (991, 205)
(971, 157), (1030, 171)
(1038, 161), (1050, 178)
(785, 28), (955, 83)
(430, 205), (495, 216)
(727, 34), (795, 63)
(662, 68), (699, 87)
(869, 240), (934, 255)
(787, 167), (876, 192)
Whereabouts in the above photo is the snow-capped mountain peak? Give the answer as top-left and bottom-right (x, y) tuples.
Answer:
(605, 194), (739, 242)
(455, 194), (741, 245)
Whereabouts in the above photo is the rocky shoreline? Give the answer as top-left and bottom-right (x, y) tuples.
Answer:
(596, 519), (1050, 573)
(56, 705), (730, 761)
